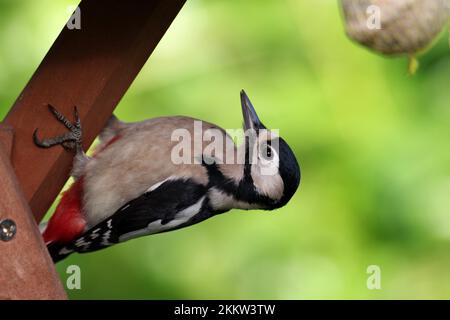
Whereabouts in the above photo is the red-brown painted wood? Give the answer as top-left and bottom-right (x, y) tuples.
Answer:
(0, 142), (67, 299)
(3, 0), (186, 222)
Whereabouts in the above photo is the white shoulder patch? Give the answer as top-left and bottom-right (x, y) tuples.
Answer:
(118, 196), (206, 242)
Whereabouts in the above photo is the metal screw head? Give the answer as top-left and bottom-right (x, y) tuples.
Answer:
(0, 219), (17, 241)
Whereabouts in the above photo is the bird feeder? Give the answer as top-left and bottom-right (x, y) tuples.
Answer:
(340, 0), (450, 73)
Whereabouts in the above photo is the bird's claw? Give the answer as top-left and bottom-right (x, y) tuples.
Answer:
(33, 105), (83, 152)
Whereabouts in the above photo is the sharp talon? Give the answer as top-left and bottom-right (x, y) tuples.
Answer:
(33, 105), (83, 151)
(33, 128), (59, 148)
(33, 129), (45, 148)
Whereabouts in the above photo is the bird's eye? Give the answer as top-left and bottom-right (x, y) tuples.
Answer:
(266, 144), (272, 158)
(260, 142), (273, 160)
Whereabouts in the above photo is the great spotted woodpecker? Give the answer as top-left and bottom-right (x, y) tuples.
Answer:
(35, 91), (300, 262)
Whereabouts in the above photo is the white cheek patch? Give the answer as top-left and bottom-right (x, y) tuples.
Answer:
(251, 165), (284, 201)
(118, 196), (205, 242)
(248, 129), (283, 199)
(258, 149), (280, 177)
(257, 136), (280, 177)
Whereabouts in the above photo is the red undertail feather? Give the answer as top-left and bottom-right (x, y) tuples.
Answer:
(43, 177), (86, 244)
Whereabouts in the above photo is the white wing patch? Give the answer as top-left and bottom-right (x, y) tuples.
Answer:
(118, 196), (205, 242)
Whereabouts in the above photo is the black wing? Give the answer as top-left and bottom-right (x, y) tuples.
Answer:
(48, 178), (208, 262)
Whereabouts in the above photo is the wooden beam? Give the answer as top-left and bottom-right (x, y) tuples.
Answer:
(3, 0), (186, 222)
(0, 124), (14, 159)
(0, 143), (66, 299)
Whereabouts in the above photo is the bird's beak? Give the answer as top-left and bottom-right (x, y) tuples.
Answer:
(241, 90), (264, 132)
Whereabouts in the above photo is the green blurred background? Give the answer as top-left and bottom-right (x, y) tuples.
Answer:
(1, 0), (450, 299)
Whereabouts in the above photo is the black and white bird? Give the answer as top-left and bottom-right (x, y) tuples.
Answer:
(35, 91), (300, 262)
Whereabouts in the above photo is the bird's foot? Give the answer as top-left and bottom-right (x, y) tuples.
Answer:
(33, 105), (83, 152)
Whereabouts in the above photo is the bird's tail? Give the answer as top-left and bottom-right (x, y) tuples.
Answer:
(40, 223), (71, 263)
(46, 241), (72, 263)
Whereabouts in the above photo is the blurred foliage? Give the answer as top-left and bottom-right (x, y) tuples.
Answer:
(1, 0), (450, 299)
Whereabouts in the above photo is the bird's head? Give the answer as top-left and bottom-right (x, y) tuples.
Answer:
(239, 90), (300, 209)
